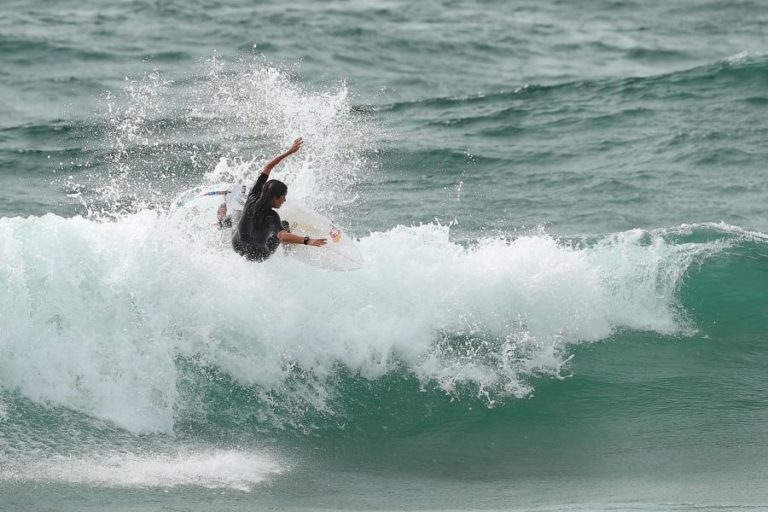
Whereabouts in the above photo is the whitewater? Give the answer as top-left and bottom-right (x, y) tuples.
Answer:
(2, 203), (719, 433)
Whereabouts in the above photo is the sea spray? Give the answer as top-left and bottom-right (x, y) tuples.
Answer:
(76, 57), (377, 222)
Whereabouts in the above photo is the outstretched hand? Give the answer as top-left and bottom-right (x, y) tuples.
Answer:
(286, 137), (303, 154)
(263, 137), (304, 176)
(308, 238), (327, 247)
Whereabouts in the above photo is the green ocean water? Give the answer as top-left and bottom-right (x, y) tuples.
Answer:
(1, 1), (768, 510)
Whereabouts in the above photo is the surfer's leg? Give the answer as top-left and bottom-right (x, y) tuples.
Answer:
(216, 203), (227, 226)
(281, 220), (290, 232)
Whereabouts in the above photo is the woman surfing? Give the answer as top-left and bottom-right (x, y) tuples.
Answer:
(231, 137), (327, 261)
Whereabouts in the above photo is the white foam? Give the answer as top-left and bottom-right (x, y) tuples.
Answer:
(0, 207), (726, 432)
(4, 449), (283, 491)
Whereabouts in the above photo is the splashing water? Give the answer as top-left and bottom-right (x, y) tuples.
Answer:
(75, 56), (377, 221)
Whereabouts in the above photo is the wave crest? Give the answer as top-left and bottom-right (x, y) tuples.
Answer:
(2, 211), (747, 433)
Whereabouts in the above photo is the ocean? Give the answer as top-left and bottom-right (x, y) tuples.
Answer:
(1, 0), (767, 510)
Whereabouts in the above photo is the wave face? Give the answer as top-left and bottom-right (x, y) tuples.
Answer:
(0, 213), (761, 432)
(2, 212), (766, 499)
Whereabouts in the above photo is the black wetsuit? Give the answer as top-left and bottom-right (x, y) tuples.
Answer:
(231, 173), (284, 261)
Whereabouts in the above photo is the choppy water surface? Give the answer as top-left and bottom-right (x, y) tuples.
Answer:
(1, 1), (767, 510)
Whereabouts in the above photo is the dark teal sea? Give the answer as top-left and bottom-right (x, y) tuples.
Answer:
(1, 1), (767, 510)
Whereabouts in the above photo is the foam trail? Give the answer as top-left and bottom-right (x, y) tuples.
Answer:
(0, 449), (284, 491)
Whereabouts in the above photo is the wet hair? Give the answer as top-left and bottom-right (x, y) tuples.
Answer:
(248, 179), (288, 226)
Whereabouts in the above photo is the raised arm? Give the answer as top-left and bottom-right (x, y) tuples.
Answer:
(248, 137), (303, 199)
(262, 137), (303, 177)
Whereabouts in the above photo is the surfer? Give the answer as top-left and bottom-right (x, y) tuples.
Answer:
(231, 137), (327, 261)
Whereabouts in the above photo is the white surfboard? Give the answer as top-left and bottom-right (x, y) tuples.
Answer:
(278, 200), (364, 271)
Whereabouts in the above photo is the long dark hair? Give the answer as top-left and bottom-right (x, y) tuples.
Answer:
(247, 179), (287, 226)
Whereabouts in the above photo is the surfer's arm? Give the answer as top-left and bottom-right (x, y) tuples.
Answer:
(249, 137), (302, 198)
(261, 137), (303, 177)
(248, 172), (269, 199)
(277, 231), (327, 247)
